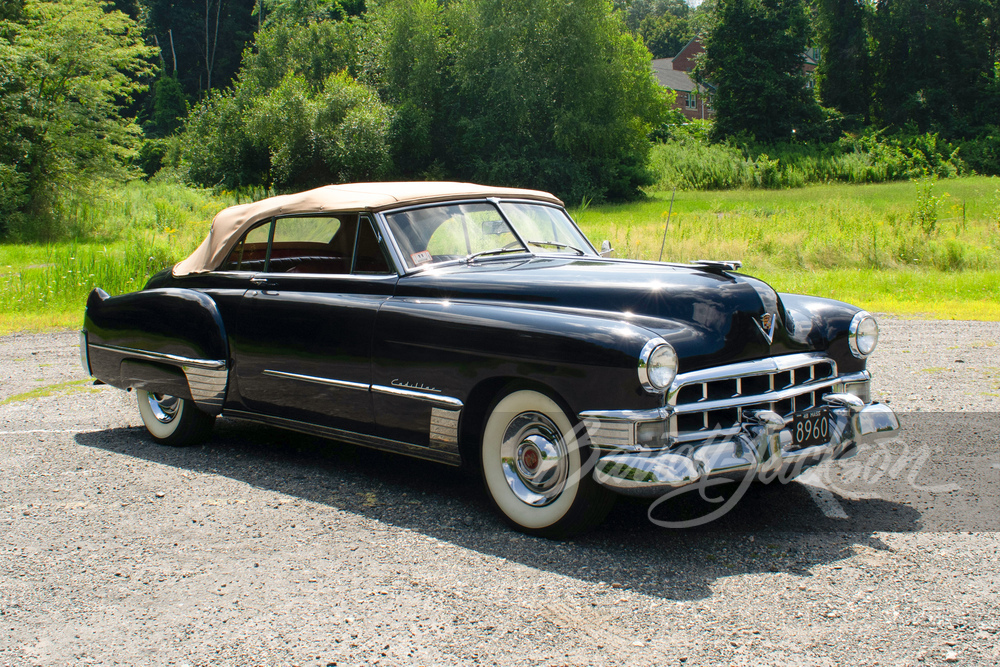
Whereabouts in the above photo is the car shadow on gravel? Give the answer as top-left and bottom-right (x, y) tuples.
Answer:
(75, 418), (923, 602)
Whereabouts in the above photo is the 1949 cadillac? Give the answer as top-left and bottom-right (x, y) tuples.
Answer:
(81, 182), (899, 537)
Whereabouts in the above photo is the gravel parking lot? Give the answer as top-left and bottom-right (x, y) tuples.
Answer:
(1, 319), (998, 666)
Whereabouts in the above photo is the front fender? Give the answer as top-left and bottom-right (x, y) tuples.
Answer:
(779, 293), (867, 374)
(372, 299), (666, 416)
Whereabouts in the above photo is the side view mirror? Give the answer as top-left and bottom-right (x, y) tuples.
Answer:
(600, 240), (614, 258)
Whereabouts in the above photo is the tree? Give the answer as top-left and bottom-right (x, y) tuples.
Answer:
(615, 0), (693, 58)
(144, 0), (257, 98)
(183, 21), (390, 190)
(869, 0), (1000, 136)
(0, 0), (155, 236)
(700, 0), (821, 142)
(639, 11), (691, 58)
(360, 0), (449, 177)
(449, 0), (670, 201)
(814, 0), (871, 121)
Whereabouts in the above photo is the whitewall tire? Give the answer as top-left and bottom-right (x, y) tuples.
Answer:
(136, 389), (214, 447)
(481, 389), (615, 538)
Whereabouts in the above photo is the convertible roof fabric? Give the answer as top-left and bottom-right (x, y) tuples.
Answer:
(172, 181), (563, 276)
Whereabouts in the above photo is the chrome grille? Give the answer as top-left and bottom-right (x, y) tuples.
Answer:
(668, 354), (838, 443)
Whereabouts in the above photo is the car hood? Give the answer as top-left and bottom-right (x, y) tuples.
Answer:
(396, 256), (855, 372)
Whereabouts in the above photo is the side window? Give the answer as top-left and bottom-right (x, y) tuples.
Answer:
(352, 217), (393, 274)
(219, 221), (272, 272)
(269, 215), (357, 274)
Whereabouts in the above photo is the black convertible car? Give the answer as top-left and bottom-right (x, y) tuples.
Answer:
(81, 182), (898, 537)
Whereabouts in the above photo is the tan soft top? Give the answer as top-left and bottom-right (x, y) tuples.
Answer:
(173, 181), (563, 276)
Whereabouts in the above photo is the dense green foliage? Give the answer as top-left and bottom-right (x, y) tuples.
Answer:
(812, 0), (1000, 139)
(447, 0), (670, 201)
(181, 0), (669, 203)
(1, 0), (997, 244)
(142, 0), (257, 97)
(0, 0), (155, 238)
(648, 125), (967, 191)
(688, 0), (999, 174)
(181, 17), (392, 190)
(186, 70), (392, 189)
(814, 0), (870, 122)
(699, 0), (822, 143)
(867, 0), (999, 137)
(618, 0), (693, 58)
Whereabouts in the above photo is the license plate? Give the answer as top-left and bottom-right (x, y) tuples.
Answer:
(791, 408), (831, 448)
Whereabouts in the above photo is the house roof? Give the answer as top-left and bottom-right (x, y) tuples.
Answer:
(172, 182), (563, 276)
(651, 58), (697, 93)
(652, 58), (716, 94)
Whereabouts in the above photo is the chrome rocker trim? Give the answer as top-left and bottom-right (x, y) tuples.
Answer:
(591, 397), (900, 497)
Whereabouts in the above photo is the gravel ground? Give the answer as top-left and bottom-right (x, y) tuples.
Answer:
(1, 319), (998, 667)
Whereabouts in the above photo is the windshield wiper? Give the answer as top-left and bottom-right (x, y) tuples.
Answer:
(524, 240), (586, 255)
(466, 246), (528, 262)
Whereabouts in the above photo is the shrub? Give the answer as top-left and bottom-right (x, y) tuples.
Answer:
(183, 67), (392, 191)
(648, 128), (969, 191)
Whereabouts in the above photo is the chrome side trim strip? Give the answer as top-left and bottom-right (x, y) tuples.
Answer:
(259, 371), (464, 409)
(371, 384), (464, 409)
(262, 369), (370, 391)
(89, 343), (225, 371)
(223, 409), (461, 466)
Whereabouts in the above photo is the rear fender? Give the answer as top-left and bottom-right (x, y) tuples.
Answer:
(82, 288), (229, 415)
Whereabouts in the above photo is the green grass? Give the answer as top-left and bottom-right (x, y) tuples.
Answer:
(0, 379), (100, 405)
(1, 177), (998, 334)
(0, 178), (239, 333)
(570, 176), (1000, 320)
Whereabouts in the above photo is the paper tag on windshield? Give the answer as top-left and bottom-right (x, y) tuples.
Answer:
(411, 250), (433, 265)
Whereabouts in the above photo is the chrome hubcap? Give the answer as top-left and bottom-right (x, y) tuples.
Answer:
(500, 411), (568, 507)
(147, 393), (180, 424)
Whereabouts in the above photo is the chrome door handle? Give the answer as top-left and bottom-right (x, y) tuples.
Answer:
(249, 276), (278, 294)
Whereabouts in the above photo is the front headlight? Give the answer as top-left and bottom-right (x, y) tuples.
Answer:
(638, 338), (678, 393)
(849, 311), (879, 358)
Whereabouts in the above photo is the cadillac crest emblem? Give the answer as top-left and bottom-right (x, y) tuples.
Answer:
(755, 313), (776, 344)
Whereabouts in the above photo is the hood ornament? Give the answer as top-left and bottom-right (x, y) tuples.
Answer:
(755, 313), (776, 345)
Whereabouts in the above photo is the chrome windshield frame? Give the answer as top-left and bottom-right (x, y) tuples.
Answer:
(373, 198), (598, 276)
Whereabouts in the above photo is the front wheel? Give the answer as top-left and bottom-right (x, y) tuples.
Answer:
(480, 389), (615, 539)
(136, 389), (215, 447)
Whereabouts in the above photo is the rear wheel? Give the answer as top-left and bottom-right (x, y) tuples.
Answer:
(136, 389), (214, 447)
(480, 389), (615, 538)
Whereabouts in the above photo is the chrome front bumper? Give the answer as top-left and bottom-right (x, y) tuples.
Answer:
(587, 396), (899, 497)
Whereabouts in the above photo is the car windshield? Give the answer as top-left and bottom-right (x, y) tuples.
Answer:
(383, 201), (595, 270)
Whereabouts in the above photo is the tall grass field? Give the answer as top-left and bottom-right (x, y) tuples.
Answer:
(1, 176), (998, 334)
(573, 176), (1000, 319)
